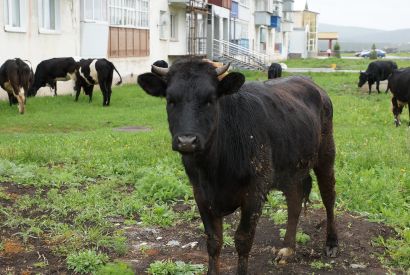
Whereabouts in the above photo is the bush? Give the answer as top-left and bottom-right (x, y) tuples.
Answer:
(369, 43), (378, 59)
(333, 42), (341, 58)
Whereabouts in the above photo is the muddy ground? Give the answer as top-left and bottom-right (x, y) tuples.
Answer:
(0, 183), (400, 274)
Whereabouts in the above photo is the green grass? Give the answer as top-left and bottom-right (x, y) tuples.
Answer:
(0, 72), (409, 271)
(284, 57), (410, 70)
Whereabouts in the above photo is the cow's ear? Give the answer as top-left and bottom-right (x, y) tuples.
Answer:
(137, 73), (167, 97)
(218, 72), (245, 96)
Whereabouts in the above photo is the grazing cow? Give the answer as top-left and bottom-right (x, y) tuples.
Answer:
(28, 57), (78, 97)
(268, 62), (282, 79)
(387, 68), (410, 127)
(358, 60), (398, 94)
(138, 59), (338, 275)
(0, 58), (34, 114)
(74, 58), (122, 106)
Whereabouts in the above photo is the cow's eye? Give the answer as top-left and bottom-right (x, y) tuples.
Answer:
(205, 98), (214, 107)
(167, 99), (175, 107)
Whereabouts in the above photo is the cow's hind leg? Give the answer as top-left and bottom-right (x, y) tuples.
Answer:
(314, 133), (338, 257)
(235, 195), (263, 274)
(276, 180), (304, 264)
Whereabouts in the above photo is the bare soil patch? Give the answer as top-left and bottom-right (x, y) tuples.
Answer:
(119, 208), (398, 274)
(0, 181), (400, 274)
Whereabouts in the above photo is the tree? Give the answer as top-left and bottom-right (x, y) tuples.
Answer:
(369, 43), (378, 59)
(333, 42), (341, 58)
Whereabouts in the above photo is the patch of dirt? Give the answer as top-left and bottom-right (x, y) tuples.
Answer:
(0, 232), (67, 274)
(113, 126), (151, 132)
(119, 208), (399, 274)
(0, 182), (400, 274)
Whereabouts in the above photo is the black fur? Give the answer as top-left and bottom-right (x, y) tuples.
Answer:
(358, 60), (398, 94)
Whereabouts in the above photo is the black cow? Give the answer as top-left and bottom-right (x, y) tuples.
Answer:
(28, 57), (78, 97)
(268, 62), (282, 79)
(138, 59), (338, 275)
(358, 60), (398, 94)
(74, 58), (122, 106)
(0, 58), (33, 114)
(387, 68), (410, 127)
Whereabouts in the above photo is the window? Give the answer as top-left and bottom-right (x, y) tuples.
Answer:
(109, 0), (149, 28)
(170, 13), (178, 41)
(238, 0), (249, 7)
(159, 11), (167, 39)
(82, 0), (108, 22)
(4, 0), (26, 32)
(38, 0), (60, 32)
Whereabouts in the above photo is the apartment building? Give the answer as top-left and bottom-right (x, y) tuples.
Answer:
(0, 0), (312, 96)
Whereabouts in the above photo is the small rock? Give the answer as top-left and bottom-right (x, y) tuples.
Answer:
(182, 241), (198, 249)
(166, 240), (180, 247)
(156, 236), (163, 240)
(350, 263), (367, 269)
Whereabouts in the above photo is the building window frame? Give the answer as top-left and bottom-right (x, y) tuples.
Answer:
(3, 0), (27, 33)
(109, 0), (149, 29)
(82, 0), (108, 24)
(170, 13), (178, 41)
(38, 0), (61, 34)
(159, 10), (167, 40)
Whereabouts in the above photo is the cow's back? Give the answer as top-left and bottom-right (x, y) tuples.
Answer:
(216, 76), (329, 179)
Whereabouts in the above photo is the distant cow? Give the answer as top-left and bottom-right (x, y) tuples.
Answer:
(387, 68), (410, 127)
(28, 57), (78, 97)
(358, 60), (398, 94)
(138, 59), (338, 274)
(0, 58), (33, 114)
(268, 62), (282, 79)
(75, 58), (122, 106)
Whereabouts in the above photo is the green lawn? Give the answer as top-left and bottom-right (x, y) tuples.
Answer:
(284, 57), (410, 70)
(0, 72), (409, 272)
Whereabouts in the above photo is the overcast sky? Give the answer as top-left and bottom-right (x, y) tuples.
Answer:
(294, 0), (410, 31)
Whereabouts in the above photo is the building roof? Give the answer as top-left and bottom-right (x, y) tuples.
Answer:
(318, 32), (339, 40)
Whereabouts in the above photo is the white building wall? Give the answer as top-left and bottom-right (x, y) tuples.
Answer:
(289, 29), (307, 58)
(0, 1), (81, 98)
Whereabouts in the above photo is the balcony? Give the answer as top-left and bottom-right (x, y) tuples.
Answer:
(168, 0), (188, 6)
(255, 11), (272, 26)
(282, 0), (294, 12)
(281, 21), (293, 32)
(208, 0), (231, 9)
(271, 15), (281, 30)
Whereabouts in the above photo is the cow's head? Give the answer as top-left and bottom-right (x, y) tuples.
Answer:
(138, 59), (245, 154)
(358, 71), (368, 88)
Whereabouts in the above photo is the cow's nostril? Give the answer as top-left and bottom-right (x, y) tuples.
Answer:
(178, 135), (197, 145)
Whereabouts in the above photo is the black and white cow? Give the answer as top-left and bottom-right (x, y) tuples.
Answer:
(28, 57), (78, 97)
(75, 58), (122, 106)
(0, 58), (34, 114)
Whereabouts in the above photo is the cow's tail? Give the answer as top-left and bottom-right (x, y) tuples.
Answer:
(111, 63), (122, 86)
(302, 174), (312, 216)
(15, 58), (32, 90)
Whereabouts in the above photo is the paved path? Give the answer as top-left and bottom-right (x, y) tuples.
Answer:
(286, 68), (360, 73)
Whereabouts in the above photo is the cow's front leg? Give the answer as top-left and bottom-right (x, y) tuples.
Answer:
(235, 196), (263, 275)
(368, 82), (372, 94)
(194, 189), (223, 275)
(276, 182), (304, 264)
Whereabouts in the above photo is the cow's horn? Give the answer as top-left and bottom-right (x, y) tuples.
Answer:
(151, 65), (169, 76)
(215, 63), (230, 76)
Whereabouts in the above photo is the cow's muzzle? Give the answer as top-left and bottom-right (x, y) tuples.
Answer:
(173, 135), (200, 153)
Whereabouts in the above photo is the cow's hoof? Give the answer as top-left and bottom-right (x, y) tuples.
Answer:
(275, 247), (294, 265)
(325, 245), (338, 257)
